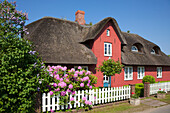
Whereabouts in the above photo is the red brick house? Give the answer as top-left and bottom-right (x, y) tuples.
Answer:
(25, 10), (170, 87)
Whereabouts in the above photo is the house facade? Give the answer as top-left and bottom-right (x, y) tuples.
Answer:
(25, 10), (170, 87)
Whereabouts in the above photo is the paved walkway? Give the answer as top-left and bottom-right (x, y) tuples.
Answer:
(135, 104), (170, 113)
(135, 99), (169, 113)
(140, 99), (167, 107)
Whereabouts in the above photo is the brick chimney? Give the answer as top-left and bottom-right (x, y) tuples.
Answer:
(75, 10), (85, 25)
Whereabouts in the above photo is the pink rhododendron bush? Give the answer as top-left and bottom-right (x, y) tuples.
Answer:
(46, 65), (97, 109)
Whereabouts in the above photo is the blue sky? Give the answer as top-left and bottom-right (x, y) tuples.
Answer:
(9, 0), (170, 55)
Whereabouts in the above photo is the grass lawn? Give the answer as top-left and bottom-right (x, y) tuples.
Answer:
(83, 94), (170, 113)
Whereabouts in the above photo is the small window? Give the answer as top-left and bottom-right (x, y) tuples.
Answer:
(106, 29), (110, 36)
(74, 66), (88, 71)
(151, 49), (155, 54)
(157, 67), (162, 78)
(103, 75), (109, 83)
(131, 46), (138, 52)
(124, 66), (133, 80)
(104, 42), (112, 56)
(137, 66), (145, 79)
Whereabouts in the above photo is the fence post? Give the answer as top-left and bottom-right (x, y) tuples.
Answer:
(129, 84), (135, 97)
(35, 91), (41, 113)
(144, 82), (150, 97)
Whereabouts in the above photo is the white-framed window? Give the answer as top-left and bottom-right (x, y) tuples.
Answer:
(124, 66), (133, 80)
(137, 66), (145, 79)
(104, 42), (112, 56)
(106, 29), (110, 36)
(157, 67), (162, 78)
(103, 75), (109, 83)
(151, 49), (155, 54)
(74, 66), (88, 71)
(131, 46), (138, 52)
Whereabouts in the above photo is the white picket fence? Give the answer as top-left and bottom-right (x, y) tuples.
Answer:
(150, 82), (170, 95)
(42, 86), (130, 112)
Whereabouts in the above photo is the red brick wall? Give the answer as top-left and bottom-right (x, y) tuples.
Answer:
(112, 66), (170, 87)
(90, 21), (122, 87)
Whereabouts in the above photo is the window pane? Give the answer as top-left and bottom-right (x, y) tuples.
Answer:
(108, 44), (110, 55)
(105, 44), (107, 54)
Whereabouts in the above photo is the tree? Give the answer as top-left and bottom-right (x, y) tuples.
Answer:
(0, 1), (52, 112)
(97, 59), (124, 77)
(127, 30), (130, 33)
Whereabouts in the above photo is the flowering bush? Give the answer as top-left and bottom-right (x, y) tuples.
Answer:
(157, 88), (166, 94)
(131, 92), (139, 99)
(46, 65), (97, 108)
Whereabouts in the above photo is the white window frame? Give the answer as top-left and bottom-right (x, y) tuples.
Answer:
(104, 42), (112, 56)
(157, 67), (162, 78)
(131, 46), (138, 52)
(151, 49), (156, 54)
(124, 66), (133, 80)
(103, 75), (109, 83)
(74, 66), (88, 71)
(106, 29), (110, 36)
(137, 66), (145, 79)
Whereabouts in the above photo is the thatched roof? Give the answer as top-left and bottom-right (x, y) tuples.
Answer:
(121, 32), (170, 66)
(25, 17), (97, 64)
(25, 16), (170, 66)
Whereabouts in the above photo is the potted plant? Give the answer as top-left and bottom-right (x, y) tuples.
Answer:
(130, 92), (140, 106)
(157, 89), (166, 99)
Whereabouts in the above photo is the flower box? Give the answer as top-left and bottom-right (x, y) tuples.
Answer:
(130, 98), (140, 106)
(157, 93), (166, 99)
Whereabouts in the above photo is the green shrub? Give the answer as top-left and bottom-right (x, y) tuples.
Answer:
(142, 75), (155, 84)
(0, 1), (52, 112)
(135, 85), (144, 97)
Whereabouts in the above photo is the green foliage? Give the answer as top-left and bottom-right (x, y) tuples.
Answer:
(142, 75), (155, 84)
(157, 91), (166, 94)
(89, 22), (93, 25)
(135, 83), (144, 97)
(0, 1), (52, 112)
(127, 30), (130, 33)
(168, 55), (170, 57)
(97, 59), (124, 76)
(131, 94), (139, 99)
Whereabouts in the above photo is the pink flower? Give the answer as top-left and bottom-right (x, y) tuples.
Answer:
(85, 71), (91, 75)
(61, 91), (66, 96)
(74, 73), (78, 77)
(79, 71), (83, 75)
(69, 84), (73, 89)
(75, 71), (79, 74)
(50, 109), (54, 113)
(85, 100), (89, 105)
(67, 89), (71, 93)
(89, 101), (92, 105)
(88, 80), (91, 83)
(83, 76), (89, 81)
(49, 91), (53, 95)
(94, 96), (96, 99)
(54, 88), (60, 92)
(54, 74), (60, 80)
(66, 78), (69, 82)
(87, 83), (90, 87)
(69, 68), (75, 72)
(89, 86), (92, 89)
(58, 82), (67, 88)
(70, 97), (74, 101)
(80, 83), (84, 87)
(72, 91), (75, 95)
(60, 78), (63, 81)
(53, 83), (57, 87)
(78, 66), (82, 69)
(82, 97), (86, 101)
(62, 66), (67, 71)
(64, 74), (68, 77)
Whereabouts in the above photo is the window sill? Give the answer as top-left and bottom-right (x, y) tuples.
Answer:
(104, 55), (112, 57)
(137, 78), (143, 80)
(157, 77), (162, 78)
(124, 79), (133, 81)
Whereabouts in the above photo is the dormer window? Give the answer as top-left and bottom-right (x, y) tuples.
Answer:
(106, 29), (110, 36)
(151, 49), (155, 54)
(131, 46), (138, 52)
